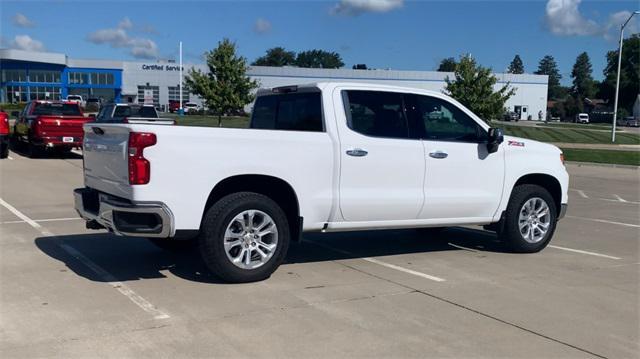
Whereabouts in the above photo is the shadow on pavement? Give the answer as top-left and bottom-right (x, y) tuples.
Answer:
(9, 141), (82, 160)
(35, 227), (505, 285)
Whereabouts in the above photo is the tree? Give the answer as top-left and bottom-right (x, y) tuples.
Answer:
(252, 47), (296, 67)
(507, 55), (524, 74)
(444, 55), (516, 122)
(570, 52), (596, 100)
(534, 55), (563, 100)
(599, 33), (639, 114)
(295, 50), (344, 68)
(437, 57), (457, 72)
(185, 38), (258, 127)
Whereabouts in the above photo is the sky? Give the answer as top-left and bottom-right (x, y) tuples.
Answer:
(1, 0), (638, 85)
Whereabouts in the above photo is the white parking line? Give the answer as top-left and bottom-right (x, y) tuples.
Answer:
(60, 243), (170, 320)
(0, 197), (170, 320)
(613, 194), (628, 203)
(309, 240), (446, 282)
(548, 245), (621, 260)
(71, 149), (83, 156)
(566, 215), (640, 228)
(7, 156), (14, 160)
(571, 189), (589, 198)
(2, 217), (82, 225)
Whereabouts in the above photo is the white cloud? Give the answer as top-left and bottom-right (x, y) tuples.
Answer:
(604, 11), (639, 40)
(118, 17), (133, 30)
(87, 18), (158, 59)
(254, 18), (272, 34)
(12, 13), (35, 28)
(545, 0), (601, 36)
(9, 35), (45, 51)
(331, 0), (403, 16)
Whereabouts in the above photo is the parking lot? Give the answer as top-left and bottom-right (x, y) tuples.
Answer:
(0, 150), (638, 358)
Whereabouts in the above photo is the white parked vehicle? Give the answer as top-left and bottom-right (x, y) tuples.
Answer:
(575, 113), (589, 124)
(75, 83), (569, 283)
(66, 95), (85, 107)
(183, 102), (201, 113)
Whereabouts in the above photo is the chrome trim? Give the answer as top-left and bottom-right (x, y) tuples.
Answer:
(74, 188), (175, 238)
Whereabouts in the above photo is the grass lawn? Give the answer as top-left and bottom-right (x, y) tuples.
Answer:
(537, 122), (619, 131)
(165, 114), (249, 128)
(561, 148), (640, 166)
(500, 124), (640, 145)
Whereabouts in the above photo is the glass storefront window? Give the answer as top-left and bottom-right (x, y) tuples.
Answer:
(29, 70), (61, 83)
(2, 70), (27, 82)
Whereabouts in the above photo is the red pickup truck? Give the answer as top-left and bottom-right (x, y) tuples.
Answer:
(0, 111), (9, 159)
(12, 101), (93, 157)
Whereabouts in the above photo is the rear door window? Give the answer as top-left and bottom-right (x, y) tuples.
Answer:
(250, 92), (323, 132)
(342, 90), (410, 139)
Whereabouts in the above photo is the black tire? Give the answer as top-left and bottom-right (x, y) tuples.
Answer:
(498, 184), (557, 253)
(28, 141), (42, 158)
(0, 143), (8, 159)
(199, 192), (290, 283)
(147, 238), (196, 252)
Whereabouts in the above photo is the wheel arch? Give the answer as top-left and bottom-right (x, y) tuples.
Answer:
(202, 174), (302, 241)
(512, 173), (562, 214)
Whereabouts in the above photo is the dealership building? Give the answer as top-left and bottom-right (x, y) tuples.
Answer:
(1, 49), (549, 120)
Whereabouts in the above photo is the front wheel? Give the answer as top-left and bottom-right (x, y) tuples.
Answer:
(199, 192), (290, 283)
(498, 184), (557, 253)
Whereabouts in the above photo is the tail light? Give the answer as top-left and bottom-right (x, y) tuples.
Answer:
(123, 117), (129, 123)
(128, 132), (156, 185)
(560, 153), (565, 165)
(0, 115), (8, 135)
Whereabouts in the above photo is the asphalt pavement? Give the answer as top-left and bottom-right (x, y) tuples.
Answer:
(0, 150), (638, 358)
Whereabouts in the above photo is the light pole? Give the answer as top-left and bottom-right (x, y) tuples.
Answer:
(611, 11), (639, 143)
(179, 41), (183, 116)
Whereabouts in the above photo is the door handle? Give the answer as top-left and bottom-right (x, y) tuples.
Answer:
(346, 148), (368, 157)
(429, 150), (448, 159)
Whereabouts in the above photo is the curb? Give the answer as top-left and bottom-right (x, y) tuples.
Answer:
(565, 161), (640, 170)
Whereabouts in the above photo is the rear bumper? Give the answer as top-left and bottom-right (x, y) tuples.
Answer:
(33, 136), (82, 147)
(74, 187), (175, 238)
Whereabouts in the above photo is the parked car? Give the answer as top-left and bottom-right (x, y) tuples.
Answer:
(75, 83), (569, 283)
(617, 116), (639, 127)
(575, 113), (589, 124)
(168, 100), (180, 113)
(12, 101), (92, 157)
(66, 95), (85, 107)
(0, 111), (9, 159)
(503, 111), (519, 122)
(95, 103), (174, 124)
(183, 102), (201, 114)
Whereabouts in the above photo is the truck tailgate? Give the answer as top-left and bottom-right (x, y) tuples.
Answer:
(82, 123), (132, 198)
(37, 116), (91, 140)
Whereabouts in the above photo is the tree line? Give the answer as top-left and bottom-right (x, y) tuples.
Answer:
(185, 36), (638, 127)
(437, 34), (639, 119)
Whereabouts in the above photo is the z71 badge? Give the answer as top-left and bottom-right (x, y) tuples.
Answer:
(508, 140), (525, 147)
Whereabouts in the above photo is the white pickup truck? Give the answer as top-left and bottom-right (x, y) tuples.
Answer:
(75, 83), (568, 283)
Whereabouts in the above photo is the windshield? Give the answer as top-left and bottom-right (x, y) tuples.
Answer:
(33, 103), (82, 116)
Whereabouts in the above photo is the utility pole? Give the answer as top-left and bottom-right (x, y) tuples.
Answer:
(179, 41), (183, 116)
(612, 11), (639, 143)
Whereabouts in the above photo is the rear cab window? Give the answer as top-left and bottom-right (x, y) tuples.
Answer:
(251, 89), (323, 132)
(32, 103), (82, 117)
(112, 106), (158, 119)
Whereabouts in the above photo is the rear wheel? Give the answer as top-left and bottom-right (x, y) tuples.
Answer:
(0, 142), (8, 159)
(199, 192), (290, 283)
(498, 184), (557, 253)
(28, 142), (42, 158)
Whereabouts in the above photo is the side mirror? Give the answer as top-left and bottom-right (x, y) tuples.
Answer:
(11, 111), (20, 118)
(487, 128), (504, 154)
